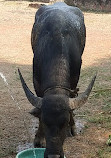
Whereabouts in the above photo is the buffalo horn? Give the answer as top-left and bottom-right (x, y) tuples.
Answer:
(18, 69), (42, 108)
(69, 73), (97, 110)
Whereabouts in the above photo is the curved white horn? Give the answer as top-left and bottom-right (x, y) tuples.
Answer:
(69, 73), (97, 110)
(18, 69), (42, 109)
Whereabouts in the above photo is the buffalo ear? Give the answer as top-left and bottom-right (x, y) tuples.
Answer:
(29, 108), (41, 118)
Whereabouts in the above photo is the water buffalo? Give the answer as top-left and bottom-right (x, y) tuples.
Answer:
(18, 2), (96, 158)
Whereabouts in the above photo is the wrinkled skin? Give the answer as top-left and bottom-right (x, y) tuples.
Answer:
(31, 2), (86, 158)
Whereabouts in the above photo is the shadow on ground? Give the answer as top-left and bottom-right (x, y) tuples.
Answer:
(0, 55), (111, 158)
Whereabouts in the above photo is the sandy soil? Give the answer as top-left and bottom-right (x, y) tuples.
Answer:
(0, 1), (111, 158)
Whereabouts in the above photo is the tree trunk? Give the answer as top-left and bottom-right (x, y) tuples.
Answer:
(50, 0), (64, 3)
(64, 0), (74, 6)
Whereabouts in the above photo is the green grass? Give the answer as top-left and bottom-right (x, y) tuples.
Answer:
(88, 115), (111, 130)
(88, 115), (111, 124)
(97, 147), (111, 158)
(91, 89), (111, 99)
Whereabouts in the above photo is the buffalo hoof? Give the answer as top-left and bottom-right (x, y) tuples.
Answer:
(34, 137), (46, 148)
(71, 125), (76, 136)
(67, 126), (76, 137)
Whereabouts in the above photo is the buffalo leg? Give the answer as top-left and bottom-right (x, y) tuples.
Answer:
(69, 111), (76, 136)
(34, 120), (46, 148)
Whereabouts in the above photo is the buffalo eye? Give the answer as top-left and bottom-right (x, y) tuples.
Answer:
(62, 29), (69, 37)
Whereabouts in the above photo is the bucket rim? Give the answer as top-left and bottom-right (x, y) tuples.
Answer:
(16, 148), (66, 158)
(16, 148), (46, 158)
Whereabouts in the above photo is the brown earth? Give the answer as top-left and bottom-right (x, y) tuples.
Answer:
(0, 1), (111, 158)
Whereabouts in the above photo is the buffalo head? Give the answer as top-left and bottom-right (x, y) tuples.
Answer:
(18, 69), (96, 158)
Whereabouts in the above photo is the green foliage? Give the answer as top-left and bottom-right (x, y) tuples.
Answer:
(106, 135), (111, 146)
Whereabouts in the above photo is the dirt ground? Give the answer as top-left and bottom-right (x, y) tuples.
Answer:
(0, 1), (111, 158)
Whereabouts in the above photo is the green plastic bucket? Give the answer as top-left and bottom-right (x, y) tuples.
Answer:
(16, 148), (45, 158)
(16, 148), (66, 158)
